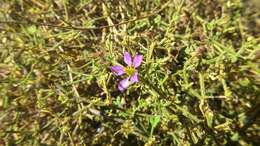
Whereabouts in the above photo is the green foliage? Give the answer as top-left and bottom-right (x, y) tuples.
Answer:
(0, 0), (259, 145)
(149, 115), (160, 136)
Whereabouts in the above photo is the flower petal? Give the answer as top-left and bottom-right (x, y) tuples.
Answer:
(130, 71), (138, 83)
(124, 51), (132, 66)
(110, 65), (125, 76)
(118, 77), (131, 92)
(133, 54), (142, 68)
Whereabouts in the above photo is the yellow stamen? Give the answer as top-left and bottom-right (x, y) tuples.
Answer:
(124, 67), (135, 76)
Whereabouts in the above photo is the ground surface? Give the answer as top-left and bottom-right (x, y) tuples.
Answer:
(0, 0), (259, 145)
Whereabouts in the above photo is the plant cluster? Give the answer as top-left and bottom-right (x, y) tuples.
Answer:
(0, 0), (259, 145)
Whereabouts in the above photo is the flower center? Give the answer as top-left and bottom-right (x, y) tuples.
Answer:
(124, 67), (135, 76)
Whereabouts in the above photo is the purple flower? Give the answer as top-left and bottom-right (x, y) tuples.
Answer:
(111, 51), (143, 92)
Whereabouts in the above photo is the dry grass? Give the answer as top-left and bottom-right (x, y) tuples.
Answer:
(0, 0), (259, 145)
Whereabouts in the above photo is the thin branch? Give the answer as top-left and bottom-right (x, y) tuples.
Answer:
(0, 1), (170, 31)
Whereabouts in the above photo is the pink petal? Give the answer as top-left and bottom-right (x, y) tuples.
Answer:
(118, 77), (131, 92)
(130, 72), (138, 83)
(124, 51), (132, 66)
(133, 54), (142, 68)
(110, 65), (125, 76)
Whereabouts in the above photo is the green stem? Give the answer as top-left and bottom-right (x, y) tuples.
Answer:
(139, 75), (166, 98)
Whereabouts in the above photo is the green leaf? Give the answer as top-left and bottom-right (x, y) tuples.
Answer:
(149, 115), (161, 136)
(113, 96), (121, 107)
(231, 132), (240, 141)
(150, 115), (160, 128)
(27, 25), (37, 34)
(205, 110), (214, 128)
(3, 96), (8, 109)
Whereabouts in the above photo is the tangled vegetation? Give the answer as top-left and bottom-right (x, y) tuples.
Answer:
(0, 0), (259, 145)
